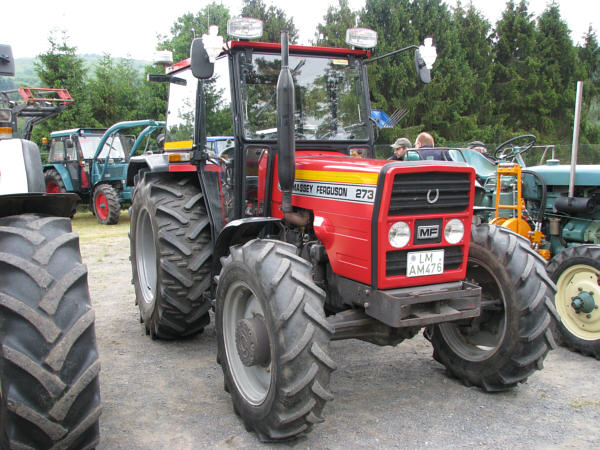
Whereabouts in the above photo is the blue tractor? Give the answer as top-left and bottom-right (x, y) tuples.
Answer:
(44, 119), (165, 224)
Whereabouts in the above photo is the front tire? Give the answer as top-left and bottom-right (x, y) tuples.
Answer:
(93, 184), (120, 225)
(129, 172), (212, 339)
(0, 214), (101, 449)
(430, 224), (556, 391)
(546, 245), (600, 359)
(216, 239), (335, 442)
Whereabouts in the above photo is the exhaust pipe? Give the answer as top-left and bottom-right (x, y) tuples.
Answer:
(277, 29), (295, 213)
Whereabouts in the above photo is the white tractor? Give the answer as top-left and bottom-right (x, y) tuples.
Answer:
(0, 44), (101, 449)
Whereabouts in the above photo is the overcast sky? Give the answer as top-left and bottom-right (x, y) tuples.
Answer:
(2, 0), (599, 61)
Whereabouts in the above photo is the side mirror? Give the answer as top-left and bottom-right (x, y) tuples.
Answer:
(414, 50), (431, 84)
(0, 45), (15, 76)
(414, 37), (437, 84)
(190, 38), (214, 80)
(66, 137), (74, 149)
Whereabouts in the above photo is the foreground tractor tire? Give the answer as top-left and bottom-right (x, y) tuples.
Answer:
(44, 169), (67, 194)
(93, 184), (120, 225)
(430, 224), (556, 391)
(547, 245), (600, 359)
(130, 172), (212, 339)
(0, 214), (101, 449)
(216, 239), (335, 442)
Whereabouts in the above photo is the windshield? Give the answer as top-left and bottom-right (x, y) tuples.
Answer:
(238, 53), (369, 141)
(78, 134), (126, 159)
(79, 135), (104, 159)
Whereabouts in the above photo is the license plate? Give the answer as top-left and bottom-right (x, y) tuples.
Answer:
(406, 249), (444, 277)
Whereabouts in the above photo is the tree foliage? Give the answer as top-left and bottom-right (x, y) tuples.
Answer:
(20, 2), (600, 154)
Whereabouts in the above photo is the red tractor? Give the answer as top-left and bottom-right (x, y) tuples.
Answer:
(127, 22), (556, 441)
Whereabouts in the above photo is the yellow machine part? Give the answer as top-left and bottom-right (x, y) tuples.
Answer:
(501, 217), (531, 237)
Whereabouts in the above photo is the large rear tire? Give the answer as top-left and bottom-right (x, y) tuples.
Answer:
(93, 184), (120, 225)
(0, 214), (101, 449)
(546, 245), (600, 359)
(216, 239), (335, 442)
(430, 224), (556, 391)
(130, 172), (212, 339)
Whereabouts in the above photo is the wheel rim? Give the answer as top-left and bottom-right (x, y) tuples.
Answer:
(555, 264), (600, 341)
(46, 181), (60, 193)
(95, 192), (109, 220)
(438, 256), (507, 361)
(136, 209), (157, 307)
(223, 280), (271, 405)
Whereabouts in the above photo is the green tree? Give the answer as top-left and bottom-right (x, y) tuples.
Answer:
(88, 55), (142, 126)
(158, 3), (230, 62)
(32, 33), (98, 144)
(241, 0), (298, 43)
(315, 0), (358, 47)
(137, 64), (168, 122)
(578, 26), (600, 117)
(532, 3), (580, 139)
(491, 0), (540, 138)
(451, 2), (495, 141)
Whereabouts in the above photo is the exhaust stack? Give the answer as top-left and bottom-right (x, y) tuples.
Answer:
(277, 29), (295, 213)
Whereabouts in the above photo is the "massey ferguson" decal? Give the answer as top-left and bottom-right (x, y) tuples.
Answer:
(293, 180), (376, 203)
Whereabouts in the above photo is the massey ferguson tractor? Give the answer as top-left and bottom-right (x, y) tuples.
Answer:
(127, 21), (556, 441)
(0, 45), (101, 448)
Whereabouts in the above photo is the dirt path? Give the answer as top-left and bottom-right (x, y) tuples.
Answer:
(74, 215), (600, 449)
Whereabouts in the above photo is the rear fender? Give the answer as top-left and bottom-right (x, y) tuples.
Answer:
(126, 154), (170, 186)
(213, 217), (282, 273)
(0, 193), (78, 219)
(0, 139), (44, 194)
(44, 163), (75, 191)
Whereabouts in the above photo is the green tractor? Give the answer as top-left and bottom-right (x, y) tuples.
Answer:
(44, 120), (165, 224)
(408, 136), (600, 358)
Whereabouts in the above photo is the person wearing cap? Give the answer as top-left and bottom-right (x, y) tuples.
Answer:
(388, 137), (411, 160)
(467, 140), (488, 154)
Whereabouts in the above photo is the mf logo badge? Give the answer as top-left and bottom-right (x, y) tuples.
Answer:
(417, 225), (439, 240)
(426, 188), (439, 204)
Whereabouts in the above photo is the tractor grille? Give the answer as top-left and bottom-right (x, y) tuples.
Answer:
(386, 246), (463, 277)
(388, 172), (471, 216)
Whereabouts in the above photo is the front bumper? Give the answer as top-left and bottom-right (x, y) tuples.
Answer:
(334, 276), (482, 328)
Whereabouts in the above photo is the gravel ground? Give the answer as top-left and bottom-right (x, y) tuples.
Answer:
(75, 217), (600, 449)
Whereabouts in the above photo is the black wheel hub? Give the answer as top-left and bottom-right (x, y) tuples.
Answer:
(235, 316), (270, 367)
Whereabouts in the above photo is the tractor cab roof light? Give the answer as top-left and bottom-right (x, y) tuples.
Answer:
(227, 17), (263, 40)
(345, 28), (378, 49)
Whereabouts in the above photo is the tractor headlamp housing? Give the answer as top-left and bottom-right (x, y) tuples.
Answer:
(227, 17), (263, 40)
(345, 28), (377, 49)
(444, 218), (465, 244)
(389, 221), (411, 248)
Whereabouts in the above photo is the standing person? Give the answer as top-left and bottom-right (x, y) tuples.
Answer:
(388, 137), (411, 160)
(415, 132), (435, 148)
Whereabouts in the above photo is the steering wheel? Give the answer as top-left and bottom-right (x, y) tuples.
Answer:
(493, 134), (536, 160)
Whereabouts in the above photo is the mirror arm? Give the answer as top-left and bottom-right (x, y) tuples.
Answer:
(364, 45), (418, 65)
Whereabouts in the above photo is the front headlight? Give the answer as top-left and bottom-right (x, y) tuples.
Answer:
(444, 219), (465, 244)
(389, 221), (411, 248)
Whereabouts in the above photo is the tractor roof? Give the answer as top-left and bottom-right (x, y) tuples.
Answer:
(167, 40), (370, 74)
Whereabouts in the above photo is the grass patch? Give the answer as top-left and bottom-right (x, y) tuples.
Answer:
(570, 399), (600, 408)
(71, 210), (130, 243)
